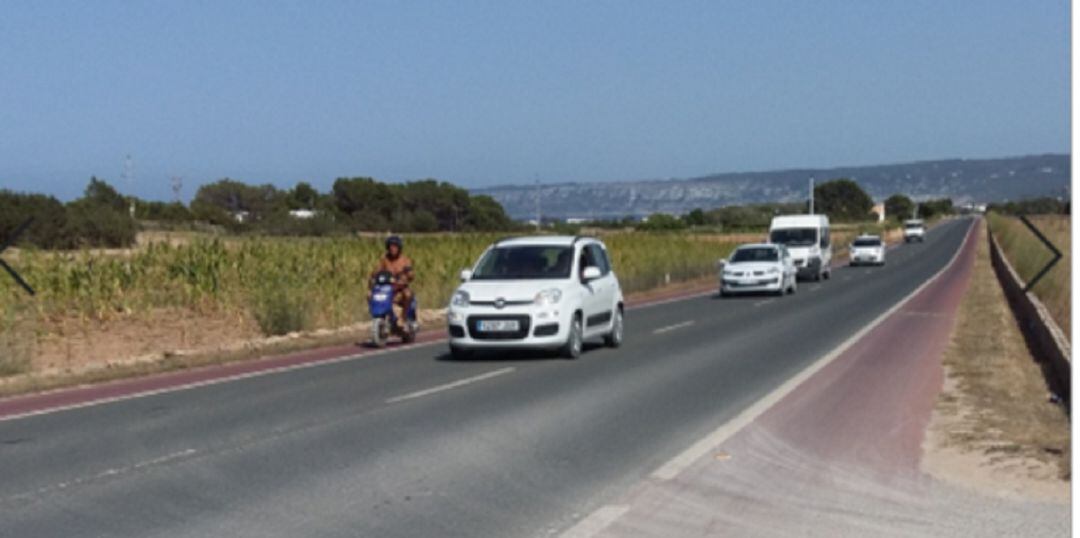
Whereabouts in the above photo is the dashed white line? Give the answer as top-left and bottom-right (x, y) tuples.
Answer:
(753, 299), (776, 307)
(385, 367), (515, 404)
(6, 448), (198, 502)
(653, 320), (695, 334)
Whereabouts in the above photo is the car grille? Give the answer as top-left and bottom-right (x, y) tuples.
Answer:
(468, 299), (533, 308)
(466, 315), (531, 340)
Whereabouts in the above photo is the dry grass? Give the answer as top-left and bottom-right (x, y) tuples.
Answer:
(928, 221), (1070, 490)
(987, 213), (1070, 340)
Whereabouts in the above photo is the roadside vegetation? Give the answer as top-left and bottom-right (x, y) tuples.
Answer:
(986, 212), (1070, 338)
(927, 221), (1069, 494)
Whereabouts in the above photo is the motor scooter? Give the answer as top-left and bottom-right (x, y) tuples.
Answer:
(369, 270), (418, 347)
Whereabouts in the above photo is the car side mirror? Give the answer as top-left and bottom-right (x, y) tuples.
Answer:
(460, 269), (472, 282)
(581, 266), (602, 282)
(716, 259), (727, 269)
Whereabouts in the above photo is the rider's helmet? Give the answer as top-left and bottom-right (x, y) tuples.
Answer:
(385, 235), (403, 252)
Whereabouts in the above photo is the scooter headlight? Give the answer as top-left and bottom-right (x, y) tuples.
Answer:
(534, 288), (563, 306)
(451, 290), (470, 308)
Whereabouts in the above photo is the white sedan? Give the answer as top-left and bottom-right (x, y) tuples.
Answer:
(849, 235), (886, 266)
(720, 243), (797, 296)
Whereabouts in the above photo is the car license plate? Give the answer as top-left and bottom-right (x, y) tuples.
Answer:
(478, 320), (520, 332)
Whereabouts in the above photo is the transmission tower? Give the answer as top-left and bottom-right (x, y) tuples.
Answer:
(170, 176), (183, 203)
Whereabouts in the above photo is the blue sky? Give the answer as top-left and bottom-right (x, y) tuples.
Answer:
(0, 0), (1069, 201)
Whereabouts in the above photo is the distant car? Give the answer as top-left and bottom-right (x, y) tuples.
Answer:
(447, 236), (624, 360)
(720, 243), (797, 296)
(903, 219), (926, 242)
(849, 235), (886, 266)
(769, 214), (832, 281)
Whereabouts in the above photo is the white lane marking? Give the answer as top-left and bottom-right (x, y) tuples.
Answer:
(809, 285), (822, 292)
(385, 367), (515, 404)
(559, 505), (629, 538)
(753, 299), (776, 307)
(0, 340), (443, 424)
(632, 290), (716, 309)
(649, 220), (975, 481)
(6, 448), (198, 502)
(1, 288), (721, 423)
(653, 320), (695, 334)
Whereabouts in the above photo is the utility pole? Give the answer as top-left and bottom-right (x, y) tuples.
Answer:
(122, 154), (135, 218)
(534, 176), (541, 231)
(808, 176), (815, 214)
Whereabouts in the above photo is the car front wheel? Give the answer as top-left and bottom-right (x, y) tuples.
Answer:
(562, 315), (584, 359)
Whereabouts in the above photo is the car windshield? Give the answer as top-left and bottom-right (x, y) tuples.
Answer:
(730, 247), (779, 263)
(853, 238), (882, 247)
(769, 228), (817, 246)
(471, 245), (573, 280)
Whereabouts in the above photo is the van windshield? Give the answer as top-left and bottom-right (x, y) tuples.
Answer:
(471, 246), (573, 280)
(770, 228), (817, 247)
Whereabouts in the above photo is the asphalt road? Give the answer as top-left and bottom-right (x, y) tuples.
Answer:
(0, 219), (973, 538)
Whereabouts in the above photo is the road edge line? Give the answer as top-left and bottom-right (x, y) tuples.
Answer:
(649, 218), (975, 480)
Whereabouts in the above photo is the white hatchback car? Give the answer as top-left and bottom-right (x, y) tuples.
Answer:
(849, 235), (886, 266)
(447, 236), (624, 359)
(720, 243), (797, 296)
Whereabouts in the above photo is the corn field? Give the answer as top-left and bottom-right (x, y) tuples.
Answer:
(0, 233), (736, 338)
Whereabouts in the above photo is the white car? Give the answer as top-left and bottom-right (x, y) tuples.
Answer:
(903, 219), (926, 242)
(849, 235), (886, 266)
(447, 236), (624, 359)
(720, 243), (797, 296)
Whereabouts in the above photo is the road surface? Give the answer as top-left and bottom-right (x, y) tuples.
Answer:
(0, 219), (984, 537)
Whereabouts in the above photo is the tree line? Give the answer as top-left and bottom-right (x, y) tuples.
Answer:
(0, 176), (518, 249)
(632, 178), (955, 231)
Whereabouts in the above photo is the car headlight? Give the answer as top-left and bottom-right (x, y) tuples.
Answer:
(451, 290), (470, 308)
(534, 288), (562, 306)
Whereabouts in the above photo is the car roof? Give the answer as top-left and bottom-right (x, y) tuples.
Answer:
(734, 243), (779, 250)
(855, 234), (881, 239)
(904, 219), (924, 224)
(494, 235), (600, 247)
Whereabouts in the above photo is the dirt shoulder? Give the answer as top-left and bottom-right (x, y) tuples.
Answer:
(922, 220), (1070, 504)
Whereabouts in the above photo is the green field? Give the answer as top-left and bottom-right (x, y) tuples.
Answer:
(0, 232), (739, 338)
(987, 213), (1070, 339)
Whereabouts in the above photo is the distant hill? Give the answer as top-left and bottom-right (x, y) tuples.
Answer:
(475, 154), (1069, 220)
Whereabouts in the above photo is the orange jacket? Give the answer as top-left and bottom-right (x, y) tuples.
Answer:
(371, 254), (414, 289)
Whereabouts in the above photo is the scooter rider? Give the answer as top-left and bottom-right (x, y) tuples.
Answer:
(370, 235), (415, 330)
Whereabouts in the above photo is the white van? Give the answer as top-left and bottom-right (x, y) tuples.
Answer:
(768, 214), (832, 281)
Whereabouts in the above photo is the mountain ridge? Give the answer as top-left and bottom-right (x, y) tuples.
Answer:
(474, 153), (1069, 219)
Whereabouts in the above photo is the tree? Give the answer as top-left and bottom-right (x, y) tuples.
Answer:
(464, 195), (514, 231)
(287, 182), (319, 210)
(813, 179), (874, 221)
(684, 208), (707, 227)
(884, 194), (915, 222)
(84, 177), (128, 213)
(636, 213), (687, 231)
